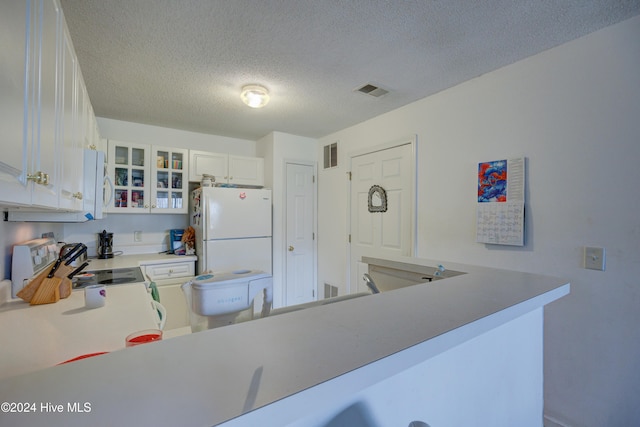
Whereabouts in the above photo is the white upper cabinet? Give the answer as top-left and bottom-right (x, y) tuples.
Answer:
(57, 21), (84, 211)
(0, 0), (97, 211)
(188, 150), (228, 183)
(0, 0), (55, 207)
(150, 146), (188, 214)
(189, 150), (264, 187)
(107, 140), (151, 213)
(30, 0), (60, 209)
(106, 140), (189, 214)
(228, 155), (264, 187)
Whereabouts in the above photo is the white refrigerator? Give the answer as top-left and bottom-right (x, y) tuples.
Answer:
(191, 187), (272, 275)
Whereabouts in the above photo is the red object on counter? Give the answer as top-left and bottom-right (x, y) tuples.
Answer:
(58, 352), (108, 364)
(125, 329), (163, 347)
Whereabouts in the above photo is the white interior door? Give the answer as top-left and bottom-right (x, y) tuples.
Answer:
(349, 141), (415, 293)
(285, 162), (316, 306)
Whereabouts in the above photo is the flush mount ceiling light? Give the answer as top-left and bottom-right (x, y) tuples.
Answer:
(241, 85), (270, 108)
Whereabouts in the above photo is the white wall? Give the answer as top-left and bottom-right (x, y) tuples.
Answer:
(257, 131), (317, 308)
(317, 15), (640, 427)
(96, 118), (256, 155)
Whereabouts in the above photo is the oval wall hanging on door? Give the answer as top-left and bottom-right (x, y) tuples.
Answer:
(368, 185), (387, 212)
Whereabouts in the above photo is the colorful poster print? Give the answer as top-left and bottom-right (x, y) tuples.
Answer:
(478, 160), (507, 202)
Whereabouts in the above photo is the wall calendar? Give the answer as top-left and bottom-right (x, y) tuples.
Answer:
(476, 157), (525, 246)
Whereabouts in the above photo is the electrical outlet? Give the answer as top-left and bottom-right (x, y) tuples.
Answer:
(584, 247), (605, 271)
(134, 231), (142, 242)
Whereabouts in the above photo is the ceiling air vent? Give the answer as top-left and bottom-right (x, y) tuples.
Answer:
(355, 83), (389, 98)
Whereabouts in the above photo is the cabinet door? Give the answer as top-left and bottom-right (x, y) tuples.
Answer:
(228, 155), (264, 186)
(188, 150), (227, 183)
(107, 140), (150, 213)
(57, 22), (84, 211)
(156, 283), (191, 330)
(0, 0), (31, 205)
(86, 103), (100, 149)
(29, 0), (61, 209)
(151, 146), (188, 213)
(0, 0), (61, 208)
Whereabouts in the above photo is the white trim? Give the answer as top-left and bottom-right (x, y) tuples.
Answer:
(282, 159), (318, 305)
(346, 135), (417, 292)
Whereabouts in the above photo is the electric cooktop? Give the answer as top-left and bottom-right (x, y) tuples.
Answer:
(78, 267), (146, 288)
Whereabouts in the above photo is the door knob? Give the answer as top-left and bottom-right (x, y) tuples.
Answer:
(288, 245), (294, 251)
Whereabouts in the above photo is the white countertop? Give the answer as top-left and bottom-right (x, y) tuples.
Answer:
(0, 283), (158, 381)
(0, 256), (569, 426)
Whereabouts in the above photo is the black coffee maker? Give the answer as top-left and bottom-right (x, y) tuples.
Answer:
(97, 230), (114, 259)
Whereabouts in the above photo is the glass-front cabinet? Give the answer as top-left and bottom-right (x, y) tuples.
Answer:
(150, 146), (188, 213)
(107, 140), (188, 214)
(108, 141), (150, 213)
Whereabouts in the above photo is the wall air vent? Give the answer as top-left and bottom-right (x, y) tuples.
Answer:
(355, 83), (389, 98)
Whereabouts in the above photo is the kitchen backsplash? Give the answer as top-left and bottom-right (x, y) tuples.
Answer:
(62, 213), (189, 257)
(1, 213), (189, 282)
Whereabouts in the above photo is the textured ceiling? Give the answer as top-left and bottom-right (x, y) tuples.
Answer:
(59, 0), (640, 141)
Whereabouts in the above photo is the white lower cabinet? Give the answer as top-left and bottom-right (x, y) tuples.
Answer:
(142, 260), (195, 331)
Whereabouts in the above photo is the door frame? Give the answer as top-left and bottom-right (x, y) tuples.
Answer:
(283, 159), (318, 305)
(347, 135), (418, 292)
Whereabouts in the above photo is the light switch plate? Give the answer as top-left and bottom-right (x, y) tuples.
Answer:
(584, 247), (605, 271)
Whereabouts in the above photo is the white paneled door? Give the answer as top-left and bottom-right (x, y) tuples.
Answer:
(349, 140), (415, 293)
(285, 162), (316, 306)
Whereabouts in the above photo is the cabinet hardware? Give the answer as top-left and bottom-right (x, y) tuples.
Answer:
(72, 192), (83, 200)
(27, 171), (50, 186)
(288, 245), (294, 251)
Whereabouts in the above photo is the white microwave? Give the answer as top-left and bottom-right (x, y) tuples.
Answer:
(6, 149), (112, 222)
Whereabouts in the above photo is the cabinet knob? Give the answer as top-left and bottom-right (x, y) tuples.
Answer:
(27, 171), (50, 186)
(288, 245), (294, 251)
(145, 204), (150, 208)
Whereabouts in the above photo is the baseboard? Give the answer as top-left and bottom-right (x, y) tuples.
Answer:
(544, 414), (571, 427)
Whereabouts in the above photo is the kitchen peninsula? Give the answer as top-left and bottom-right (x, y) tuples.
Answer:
(0, 257), (569, 426)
